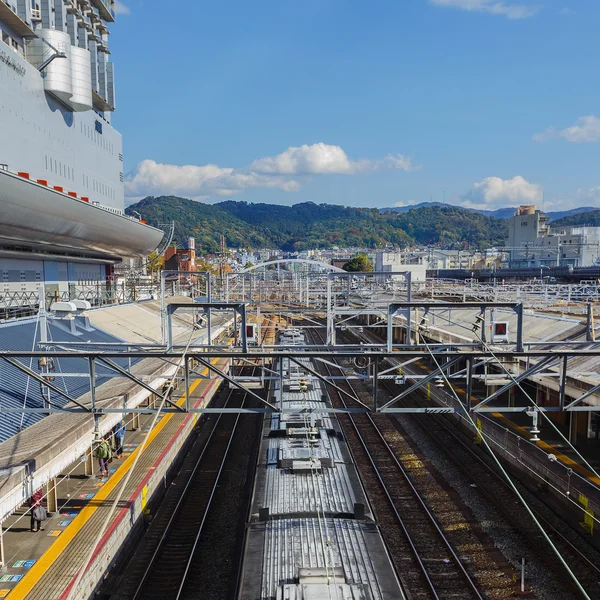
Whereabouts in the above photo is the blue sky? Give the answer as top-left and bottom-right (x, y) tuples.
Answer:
(113, 0), (600, 210)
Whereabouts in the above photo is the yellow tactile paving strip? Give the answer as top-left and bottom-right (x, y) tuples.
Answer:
(411, 359), (600, 486)
(9, 358), (226, 600)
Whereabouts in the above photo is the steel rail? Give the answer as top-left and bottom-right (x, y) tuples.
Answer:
(359, 324), (600, 597)
(175, 408), (242, 600)
(130, 394), (242, 600)
(131, 324), (270, 600)
(425, 403), (600, 582)
(310, 327), (484, 600)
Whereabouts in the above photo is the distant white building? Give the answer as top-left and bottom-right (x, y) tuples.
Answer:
(375, 252), (427, 281)
(507, 205), (600, 268)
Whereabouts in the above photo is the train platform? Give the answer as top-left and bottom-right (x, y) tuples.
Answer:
(0, 359), (227, 600)
(398, 359), (600, 543)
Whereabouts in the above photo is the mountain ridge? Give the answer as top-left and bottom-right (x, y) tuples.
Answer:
(380, 202), (597, 221)
(127, 196), (511, 253)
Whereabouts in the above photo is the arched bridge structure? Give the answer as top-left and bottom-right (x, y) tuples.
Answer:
(238, 258), (346, 274)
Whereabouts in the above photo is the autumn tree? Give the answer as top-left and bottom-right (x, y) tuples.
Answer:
(342, 253), (373, 272)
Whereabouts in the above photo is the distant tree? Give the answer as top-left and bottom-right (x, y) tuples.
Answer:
(244, 261), (255, 269)
(195, 257), (218, 275)
(343, 253), (373, 272)
(146, 251), (164, 280)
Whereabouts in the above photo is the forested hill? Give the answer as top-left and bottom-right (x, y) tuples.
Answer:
(127, 197), (412, 252)
(388, 205), (507, 247)
(126, 196), (509, 253)
(550, 210), (600, 228)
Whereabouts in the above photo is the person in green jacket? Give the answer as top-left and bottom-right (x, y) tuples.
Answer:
(94, 436), (112, 479)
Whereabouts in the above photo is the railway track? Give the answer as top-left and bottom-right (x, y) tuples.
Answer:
(104, 323), (272, 600)
(346, 324), (600, 598)
(380, 359), (600, 598)
(309, 328), (485, 600)
(129, 390), (246, 600)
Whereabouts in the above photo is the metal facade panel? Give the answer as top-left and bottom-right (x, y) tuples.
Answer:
(263, 519), (381, 600)
(0, 318), (129, 441)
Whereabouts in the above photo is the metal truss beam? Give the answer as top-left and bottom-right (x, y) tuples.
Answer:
(387, 301), (524, 352)
(564, 381), (600, 411)
(287, 355), (371, 411)
(193, 356), (278, 411)
(378, 355), (463, 411)
(2, 349), (600, 358)
(96, 356), (185, 413)
(470, 355), (558, 411)
(1, 356), (90, 412)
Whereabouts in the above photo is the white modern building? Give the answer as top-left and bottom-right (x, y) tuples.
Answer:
(507, 206), (600, 268)
(0, 0), (162, 307)
(374, 252), (427, 281)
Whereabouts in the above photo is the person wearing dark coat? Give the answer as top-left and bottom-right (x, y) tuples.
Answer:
(29, 489), (44, 532)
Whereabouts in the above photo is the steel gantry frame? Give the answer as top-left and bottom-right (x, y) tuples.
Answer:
(326, 270), (412, 344)
(386, 301), (525, 352)
(2, 265), (599, 418)
(160, 270), (211, 345)
(2, 345), (599, 415)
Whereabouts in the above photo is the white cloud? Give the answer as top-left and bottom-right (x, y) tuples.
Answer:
(430, 0), (539, 19)
(533, 115), (600, 143)
(125, 160), (301, 198)
(559, 115), (600, 143)
(114, 1), (130, 15)
(249, 143), (417, 175)
(460, 176), (543, 209)
(532, 127), (557, 142)
(372, 154), (420, 172)
(544, 186), (600, 211)
(125, 143), (419, 199)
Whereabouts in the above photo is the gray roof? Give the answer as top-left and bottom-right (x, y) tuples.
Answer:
(0, 317), (129, 442)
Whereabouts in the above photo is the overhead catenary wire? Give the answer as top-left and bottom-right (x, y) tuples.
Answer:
(64, 314), (206, 600)
(391, 341), (600, 529)
(420, 336), (592, 600)
(395, 315), (600, 526)
(424, 309), (600, 482)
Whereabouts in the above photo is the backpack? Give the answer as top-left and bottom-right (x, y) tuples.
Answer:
(94, 442), (109, 459)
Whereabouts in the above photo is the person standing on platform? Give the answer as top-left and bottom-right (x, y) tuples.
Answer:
(94, 436), (112, 479)
(29, 489), (45, 532)
(113, 419), (126, 459)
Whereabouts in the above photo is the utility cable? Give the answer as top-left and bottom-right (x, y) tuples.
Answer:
(423, 310), (600, 482)
(65, 316), (206, 600)
(420, 336), (592, 599)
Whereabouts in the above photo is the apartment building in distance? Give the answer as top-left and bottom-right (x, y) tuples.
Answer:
(507, 206), (600, 268)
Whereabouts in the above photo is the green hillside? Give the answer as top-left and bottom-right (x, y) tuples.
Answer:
(385, 205), (508, 248)
(127, 197), (413, 252)
(550, 210), (600, 228)
(127, 196), (272, 253)
(126, 196), (510, 253)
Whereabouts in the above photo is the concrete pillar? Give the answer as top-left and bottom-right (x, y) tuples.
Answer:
(84, 449), (95, 477)
(568, 412), (577, 444)
(45, 478), (58, 513)
(130, 412), (140, 431)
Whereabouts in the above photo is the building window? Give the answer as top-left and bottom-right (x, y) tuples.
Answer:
(521, 221), (528, 226)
